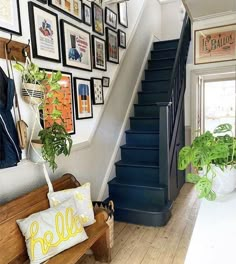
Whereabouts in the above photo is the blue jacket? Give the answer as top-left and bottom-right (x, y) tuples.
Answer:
(0, 67), (22, 168)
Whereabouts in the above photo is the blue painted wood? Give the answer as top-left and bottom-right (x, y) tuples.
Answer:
(142, 80), (170, 92)
(145, 68), (172, 80)
(154, 39), (179, 50)
(134, 103), (160, 117)
(138, 91), (169, 104)
(151, 49), (177, 60)
(126, 130), (159, 146)
(148, 58), (175, 69)
(130, 117), (159, 131)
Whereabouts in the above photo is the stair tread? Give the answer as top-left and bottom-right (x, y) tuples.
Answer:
(154, 39), (179, 44)
(139, 91), (168, 94)
(120, 144), (159, 150)
(109, 178), (165, 189)
(150, 57), (175, 61)
(126, 129), (159, 134)
(142, 79), (170, 83)
(116, 160), (159, 168)
(147, 66), (173, 71)
(134, 103), (160, 106)
(151, 48), (177, 53)
(130, 116), (159, 120)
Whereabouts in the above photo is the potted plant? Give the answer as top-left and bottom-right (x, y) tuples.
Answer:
(178, 123), (236, 201)
(14, 60), (72, 172)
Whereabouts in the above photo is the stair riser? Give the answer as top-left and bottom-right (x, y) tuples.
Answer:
(148, 59), (175, 69)
(134, 105), (159, 117)
(126, 133), (159, 146)
(130, 119), (159, 131)
(138, 93), (168, 104)
(121, 148), (159, 163)
(154, 40), (178, 50)
(151, 49), (176, 60)
(142, 80), (170, 92)
(109, 184), (167, 207)
(116, 165), (159, 185)
(145, 69), (172, 81)
(114, 207), (171, 226)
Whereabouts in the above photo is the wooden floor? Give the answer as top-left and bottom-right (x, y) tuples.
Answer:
(79, 183), (200, 264)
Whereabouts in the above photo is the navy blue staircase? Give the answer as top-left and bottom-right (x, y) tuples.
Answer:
(108, 39), (179, 226)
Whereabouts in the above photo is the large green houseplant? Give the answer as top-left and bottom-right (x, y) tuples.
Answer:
(14, 60), (72, 171)
(178, 123), (236, 201)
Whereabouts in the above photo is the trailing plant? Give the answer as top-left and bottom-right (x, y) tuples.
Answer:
(178, 123), (236, 201)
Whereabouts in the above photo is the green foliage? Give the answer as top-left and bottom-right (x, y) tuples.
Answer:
(178, 123), (236, 200)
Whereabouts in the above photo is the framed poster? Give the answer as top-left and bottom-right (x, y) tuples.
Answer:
(91, 2), (104, 36)
(105, 7), (117, 29)
(102, 76), (110, 87)
(106, 27), (119, 64)
(194, 24), (236, 65)
(91, 78), (104, 105)
(74, 77), (93, 119)
(118, 29), (126, 48)
(28, 2), (61, 62)
(118, 2), (128, 28)
(92, 35), (107, 71)
(61, 19), (92, 71)
(83, 4), (91, 26)
(0, 0), (22, 35)
(48, 0), (82, 22)
(41, 70), (75, 135)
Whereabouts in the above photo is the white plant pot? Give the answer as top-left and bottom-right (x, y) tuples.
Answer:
(29, 139), (45, 164)
(22, 83), (43, 105)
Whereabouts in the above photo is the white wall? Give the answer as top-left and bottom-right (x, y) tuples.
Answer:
(0, 0), (162, 203)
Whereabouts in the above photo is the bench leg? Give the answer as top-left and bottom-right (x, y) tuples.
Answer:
(91, 230), (111, 263)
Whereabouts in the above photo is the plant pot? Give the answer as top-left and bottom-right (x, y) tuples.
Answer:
(22, 83), (44, 105)
(29, 139), (45, 164)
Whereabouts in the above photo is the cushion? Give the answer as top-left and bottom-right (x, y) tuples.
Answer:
(17, 197), (88, 264)
(47, 183), (95, 227)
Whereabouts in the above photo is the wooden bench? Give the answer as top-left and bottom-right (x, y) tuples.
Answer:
(0, 174), (111, 264)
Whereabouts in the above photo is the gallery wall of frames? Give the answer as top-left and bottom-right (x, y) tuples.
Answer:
(0, 0), (128, 142)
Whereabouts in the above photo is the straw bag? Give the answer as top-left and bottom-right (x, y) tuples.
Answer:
(93, 200), (115, 248)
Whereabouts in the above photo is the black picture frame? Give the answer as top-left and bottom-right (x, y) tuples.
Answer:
(118, 2), (128, 28)
(92, 35), (107, 71)
(48, 0), (82, 22)
(106, 27), (119, 64)
(28, 2), (61, 62)
(102, 77), (110, 87)
(83, 3), (92, 26)
(40, 69), (76, 135)
(91, 2), (104, 36)
(36, 0), (47, 4)
(91, 78), (104, 105)
(61, 19), (92, 71)
(74, 77), (93, 119)
(0, 0), (22, 35)
(118, 29), (126, 49)
(105, 7), (117, 29)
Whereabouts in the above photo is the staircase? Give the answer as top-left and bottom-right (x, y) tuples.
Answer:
(108, 15), (191, 226)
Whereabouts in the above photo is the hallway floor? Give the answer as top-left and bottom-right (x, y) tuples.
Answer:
(79, 183), (200, 264)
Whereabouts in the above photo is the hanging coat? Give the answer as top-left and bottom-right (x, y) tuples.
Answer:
(0, 67), (21, 168)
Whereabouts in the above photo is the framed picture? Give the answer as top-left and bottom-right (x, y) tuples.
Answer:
(195, 24), (236, 65)
(91, 78), (104, 105)
(48, 0), (82, 22)
(91, 2), (104, 36)
(61, 19), (92, 71)
(0, 0), (22, 35)
(106, 27), (119, 64)
(28, 2), (61, 62)
(118, 2), (128, 28)
(102, 77), (110, 87)
(92, 35), (107, 71)
(83, 4), (91, 26)
(74, 77), (93, 119)
(41, 70), (75, 135)
(105, 7), (117, 29)
(118, 29), (126, 48)
(37, 0), (47, 3)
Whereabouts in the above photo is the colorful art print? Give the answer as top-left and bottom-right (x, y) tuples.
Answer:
(118, 29), (126, 48)
(0, 0), (22, 35)
(105, 7), (117, 29)
(92, 35), (107, 71)
(61, 20), (92, 71)
(195, 24), (236, 65)
(83, 4), (91, 26)
(106, 28), (119, 64)
(102, 76), (110, 87)
(91, 78), (104, 105)
(28, 2), (61, 62)
(118, 2), (128, 28)
(48, 0), (82, 22)
(92, 2), (104, 36)
(74, 77), (93, 119)
(42, 70), (75, 135)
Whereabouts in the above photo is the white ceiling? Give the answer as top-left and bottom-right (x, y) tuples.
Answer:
(182, 0), (236, 20)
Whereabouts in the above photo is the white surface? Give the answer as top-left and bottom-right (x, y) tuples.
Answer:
(185, 191), (236, 264)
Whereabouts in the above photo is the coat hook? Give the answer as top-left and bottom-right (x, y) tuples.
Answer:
(22, 39), (30, 57)
(6, 33), (13, 54)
